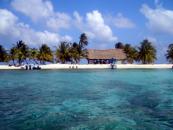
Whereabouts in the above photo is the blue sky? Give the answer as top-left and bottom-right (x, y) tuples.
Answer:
(0, 0), (173, 63)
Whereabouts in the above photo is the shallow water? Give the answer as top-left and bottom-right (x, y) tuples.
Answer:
(0, 69), (173, 130)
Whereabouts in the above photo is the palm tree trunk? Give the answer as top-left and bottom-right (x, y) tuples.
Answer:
(12, 59), (15, 66)
(18, 58), (22, 65)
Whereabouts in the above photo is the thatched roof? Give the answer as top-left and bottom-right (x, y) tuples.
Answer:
(87, 49), (126, 60)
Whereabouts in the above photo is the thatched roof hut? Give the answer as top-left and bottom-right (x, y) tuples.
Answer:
(87, 49), (126, 60)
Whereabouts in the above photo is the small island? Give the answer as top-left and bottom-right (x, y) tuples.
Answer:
(0, 33), (173, 70)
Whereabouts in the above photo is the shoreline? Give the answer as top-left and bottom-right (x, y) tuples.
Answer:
(0, 64), (172, 70)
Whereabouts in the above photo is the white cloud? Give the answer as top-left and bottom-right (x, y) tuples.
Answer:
(0, 9), (72, 47)
(73, 11), (83, 24)
(74, 10), (117, 47)
(11, 0), (53, 21)
(86, 10), (117, 42)
(113, 13), (135, 28)
(10, 0), (118, 48)
(73, 11), (83, 30)
(11, 0), (117, 46)
(0, 9), (18, 34)
(11, 0), (71, 31)
(141, 4), (173, 35)
(46, 12), (71, 31)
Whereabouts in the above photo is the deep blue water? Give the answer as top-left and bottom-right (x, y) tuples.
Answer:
(0, 69), (173, 130)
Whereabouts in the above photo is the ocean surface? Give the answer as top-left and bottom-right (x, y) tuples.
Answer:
(0, 69), (173, 130)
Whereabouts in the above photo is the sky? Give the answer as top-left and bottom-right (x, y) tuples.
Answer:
(0, 0), (173, 63)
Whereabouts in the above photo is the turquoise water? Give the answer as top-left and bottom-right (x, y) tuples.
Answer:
(0, 69), (173, 130)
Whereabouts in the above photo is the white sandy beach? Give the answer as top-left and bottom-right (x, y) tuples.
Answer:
(0, 65), (21, 70)
(0, 64), (172, 70)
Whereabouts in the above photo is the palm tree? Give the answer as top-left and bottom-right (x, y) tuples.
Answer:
(12, 40), (29, 65)
(166, 43), (173, 63)
(10, 47), (17, 65)
(138, 39), (156, 64)
(0, 45), (8, 62)
(79, 33), (88, 48)
(77, 47), (88, 60)
(70, 42), (81, 64)
(78, 33), (88, 60)
(29, 48), (39, 64)
(38, 44), (53, 64)
(56, 33), (89, 64)
(56, 42), (71, 64)
(124, 44), (138, 64)
(115, 42), (124, 49)
(19, 41), (29, 64)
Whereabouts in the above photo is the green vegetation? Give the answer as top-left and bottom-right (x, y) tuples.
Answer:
(124, 44), (138, 64)
(38, 44), (53, 64)
(56, 33), (88, 64)
(138, 39), (156, 64)
(9, 46), (17, 65)
(115, 39), (157, 64)
(0, 45), (8, 62)
(0, 33), (88, 65)
(115, 42), (124, 49)
(56, 41), (71, 64)
(0, 34), (171, 65)
(9, 40), (29, 65)
(29, 48), (39, 64)
(166, 43), (173, 63)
